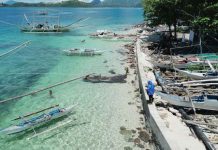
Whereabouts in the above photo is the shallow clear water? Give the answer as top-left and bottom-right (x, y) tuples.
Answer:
(0, 7), (144, 150)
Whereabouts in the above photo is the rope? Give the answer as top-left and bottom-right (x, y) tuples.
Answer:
(0, 20), (21, 28)
(0, 73), (94, 104)
(63, 17), (89, 28)
(0, 41), (31, 58)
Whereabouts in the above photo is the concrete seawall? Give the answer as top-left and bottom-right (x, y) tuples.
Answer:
(135, 39), (187, 150)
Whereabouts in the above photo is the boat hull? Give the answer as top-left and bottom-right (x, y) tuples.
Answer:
(63, 49), (103, 56)
(20, 28), (70, 33)
(157, 92), (218, 111)
(174, 68), (218, 80)
(0, 106), (75, 135)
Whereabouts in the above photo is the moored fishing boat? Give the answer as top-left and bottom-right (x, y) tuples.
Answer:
(35, 10), (48, 16)
(63, 48), (103, 56)
(21, 25), (70, 33)
(0, 105), (76, 135)
(19, 12), (88, 33)
(89, 30), (115, 39)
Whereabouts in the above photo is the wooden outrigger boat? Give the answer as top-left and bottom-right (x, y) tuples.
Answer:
(155, 70), (218, 111)
(157, 92), (218, 111)
(19, 12), (88, 33)
(152, 54), (218, 70)
(63, 48), (103, 56)
(0, 104), (76, 135)
(174, 60), (218, 80)
(21, 25), (70, 33)
(153, 60), (218, 70)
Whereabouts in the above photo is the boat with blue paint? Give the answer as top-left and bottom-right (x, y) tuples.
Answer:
(0, 105), (76, 135)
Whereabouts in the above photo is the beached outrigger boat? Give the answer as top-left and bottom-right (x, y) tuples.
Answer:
(63, 48), (103, 56)
(0, 104), (76, 135)
(152, 60), (218, 70)
(173, 59), (218, 80)
(155, 70), (218, 111)
(152, 54), (218, 70)
(157, 92), (218, 111)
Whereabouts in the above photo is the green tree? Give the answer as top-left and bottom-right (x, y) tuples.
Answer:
(143, 0), (218, 40)
(143, 0), (182, 38)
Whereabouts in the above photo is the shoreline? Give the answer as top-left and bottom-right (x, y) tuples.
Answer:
(1, 7), (213, 149)
(130, 22), (218, 149)
(135, 38), (205, 149)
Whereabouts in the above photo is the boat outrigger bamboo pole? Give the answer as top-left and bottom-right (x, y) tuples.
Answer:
(179, 109), (216, 150)
(167, 78), (218, 86)
(184, 120), (218, 128)
(12, 104), (59, 121)
(0, 73), (94, 104)
(27, 119), (73, 140)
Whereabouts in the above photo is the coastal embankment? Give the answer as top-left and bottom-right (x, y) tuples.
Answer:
(133, 29), (206, 149)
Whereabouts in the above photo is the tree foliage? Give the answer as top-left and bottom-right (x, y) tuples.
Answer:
(143, 0), (218, 37)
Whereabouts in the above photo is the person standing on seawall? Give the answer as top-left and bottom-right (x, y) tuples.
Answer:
(146, 80), (155, 103)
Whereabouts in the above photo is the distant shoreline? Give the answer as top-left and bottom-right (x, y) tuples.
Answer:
(0, 6), (143, 8)
(1, 1), (142, 8)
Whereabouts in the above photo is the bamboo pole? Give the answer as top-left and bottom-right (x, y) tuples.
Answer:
(184, 83), (218, 87)
(0, 74), (93, 104)
(167, 78), (218, 86)
(27, 120), (73, 140)
(179, 109), (216, 150)
(12, 104), (59, 121)
(188, 88), (218, 91)
(184, 120), (218, 134)
(184, 120), (218, 128)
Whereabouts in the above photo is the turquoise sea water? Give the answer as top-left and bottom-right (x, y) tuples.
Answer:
(0, 8), (144, 150)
